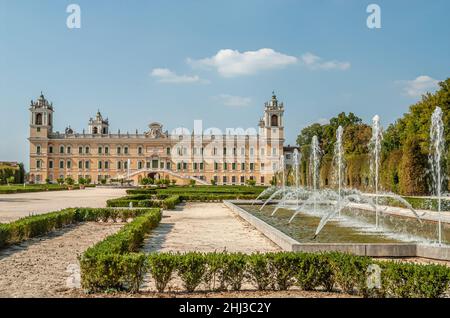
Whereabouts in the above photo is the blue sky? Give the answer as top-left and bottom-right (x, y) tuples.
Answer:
(0, 0), (449, 169)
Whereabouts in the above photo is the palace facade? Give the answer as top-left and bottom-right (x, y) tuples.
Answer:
(28, 92), (286, 185)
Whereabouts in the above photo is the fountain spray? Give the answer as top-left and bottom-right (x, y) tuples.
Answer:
(334, 126), (345, 216)
(429, 107), (446, 246)
(279, 155), (286, 189)
(310, 136), (321, 213)
(293, 148), (301, 207)
(370, 115), (383, 229)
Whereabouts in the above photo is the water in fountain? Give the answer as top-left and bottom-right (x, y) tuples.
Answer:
(310, 136), (321, 191)
(252, 186), (278, 205)
(293, 149), (301, 189)
(369, 115), (383, 229)
(293, 148), (301, 206)
(429, 106), (446, 246)
(260, 157), (288, 211)
(333, 126), (345, 216)
(279, 155), (286, 189)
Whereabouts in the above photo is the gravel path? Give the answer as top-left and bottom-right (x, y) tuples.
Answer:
(0, 187), (126, 223)
(0, 222), (123, 298)
(142, 202), (280, 253)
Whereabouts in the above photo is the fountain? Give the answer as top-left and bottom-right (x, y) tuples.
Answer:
(333, 126), (345, 216)
(310, 135), (321, 192)
(253, 118), (434, 245)
(369, 115), (383, 229)
(429, 106), (446, 246)
(293, 148), (301, 207)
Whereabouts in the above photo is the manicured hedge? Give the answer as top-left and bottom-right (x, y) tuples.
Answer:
(79, 208), (162, 292)
(126, 186), (265, 196)
(106, 195), (181, 210)
(0, 208), (154, 249)
(126, 188), (157, 195)
(79, 250), (450, 297)
(157, 185), (265, 195)
(178, 193), (258, 201)
(0, 184), (96, 194)
(382, 196), (450, 212)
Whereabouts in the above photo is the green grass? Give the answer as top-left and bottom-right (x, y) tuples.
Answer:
(0, 184), (95, 194)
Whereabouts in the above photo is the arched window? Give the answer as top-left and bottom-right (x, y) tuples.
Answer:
(59, 145), (65, 154)
(93, 127), (98, 134)
(35, 113), (43, 125)
(48, 114), (52, 126)
(36, 145), (41, 154)
(271, 114), (278, 127)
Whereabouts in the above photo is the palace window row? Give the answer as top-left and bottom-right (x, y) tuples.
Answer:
(44, 159), (265, 172)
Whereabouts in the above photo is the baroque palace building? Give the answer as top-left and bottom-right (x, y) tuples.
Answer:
(28, 92), (286, 185)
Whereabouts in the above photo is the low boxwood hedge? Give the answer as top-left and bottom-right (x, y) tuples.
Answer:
(79, 250), (450, 297)
(79, 208), (161, 292)
(0, 207), (154, 249)
(0, 184), (96, 194)
(106, 194), (181, 209)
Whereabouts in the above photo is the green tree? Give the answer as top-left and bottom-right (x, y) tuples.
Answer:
(398, 138), (428, 195)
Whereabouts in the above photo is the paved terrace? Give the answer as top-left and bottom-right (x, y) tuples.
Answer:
(0, 187), (126, 223)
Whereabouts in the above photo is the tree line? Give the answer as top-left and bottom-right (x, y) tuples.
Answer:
(294, 78), (449, 196)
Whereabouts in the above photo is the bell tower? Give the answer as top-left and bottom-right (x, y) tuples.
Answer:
(29, 92), (54, 138)
(261, 91), (284, 140)
(88, 110), (109, 135)
(259, 92), (285, 177)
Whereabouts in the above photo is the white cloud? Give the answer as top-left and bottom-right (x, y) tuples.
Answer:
(150, 68), (202, 83)
(398, 75), (440, 97)
(213, 94), (252, 107)
(317, 118), (329, 125)
(301, 52), (350, 71)
(188, 48), (298, 77)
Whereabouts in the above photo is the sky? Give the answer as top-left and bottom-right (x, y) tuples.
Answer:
(0, 0), (449, 170)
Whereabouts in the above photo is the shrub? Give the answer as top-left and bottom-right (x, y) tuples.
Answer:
(162, 195), (180, 210)
(223, 253), (248, 291)
(246, 253), (273, 290)
(267, 252), (298, 290)
(189, 179), (196, 186)
(0, 207), (155, 250)
(79, 209), (161, 292)
(203, 252), (228, 291)
(380, 261), (450, 298)
(295, 253), (334, 291)
(126, 188), (157, 195)
(176, 252), (207, 292)
(148, 253), (178, 292)
(329, 252), (370, 295)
